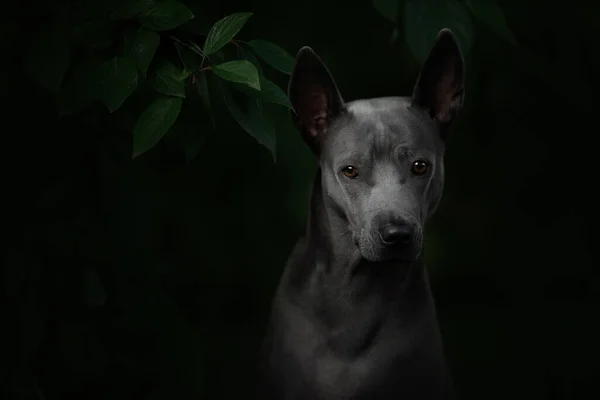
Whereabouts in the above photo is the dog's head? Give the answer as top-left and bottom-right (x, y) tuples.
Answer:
(288, 29), (465, 263)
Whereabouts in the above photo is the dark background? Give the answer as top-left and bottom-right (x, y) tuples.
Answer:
(2, 0), (599, 399)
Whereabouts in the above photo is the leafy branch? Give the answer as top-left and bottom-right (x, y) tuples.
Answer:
(24, 1), (296, 162)
(372, 0), (516, 64)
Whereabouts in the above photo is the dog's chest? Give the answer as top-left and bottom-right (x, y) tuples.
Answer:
(272, 300), (411, 398)
(269, 295), (450, 399)
(310, 351), (384, 398)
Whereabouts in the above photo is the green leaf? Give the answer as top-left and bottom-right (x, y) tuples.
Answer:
(230, 75), (292, 109)
(110, 0), (156, 19)
(221, 85), (276, 161)
(133, 96), (182, 158)
(203, 12), (253, 56)
(59, 56), (138, 115)
(255, 76), (291, 108)
(246, 40), (294, 75)
(212, 60), (260, 91)
(464, 0), (516, 44)
(403, 0), (473, 65)
(147, 59), (189, 97)
(125, 27), (160, 77)
(373, 0), (399, 24)
(137, 1), (194, 31)
(90, 56), (139, 112)
(25, 30), (71, 94)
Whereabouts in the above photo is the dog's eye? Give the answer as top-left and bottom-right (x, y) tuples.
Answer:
(411, 160), (429, 175)
(342, 166), (359, 179)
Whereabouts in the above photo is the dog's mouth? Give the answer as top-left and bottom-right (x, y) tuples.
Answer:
(354, 231), (421, 263)
(360, 248), (417, 264)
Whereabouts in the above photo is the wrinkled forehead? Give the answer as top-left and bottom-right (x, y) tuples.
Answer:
(323, 98), (443, 162)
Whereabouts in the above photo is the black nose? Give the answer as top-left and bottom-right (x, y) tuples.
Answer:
(380, 224), (413, 246)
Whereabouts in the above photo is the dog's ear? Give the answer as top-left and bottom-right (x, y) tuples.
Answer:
(288, 47), (344, 154)
(412, 29), (465, 133)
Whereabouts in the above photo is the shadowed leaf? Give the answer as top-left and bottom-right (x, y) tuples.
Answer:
(133, 96), (182, 158)
(373, 0), (399, 23)
(230, 75), (292, 109)
(221, 84), (276, 161)
(196, 73), (216, 128)
(203, 12), (253, 55)
(212, 60), (260, 90)
(247, 40), (294, 74)
(404, 0), (473, 65)
(137, 1), (194, 31)
(174, 42), (203, 73)
(464, 0), (516, 44)
(148, 59), (189, 97)
(110, 0), (156, 19)
(125, 27), (160, 77)
(91, 56), (138, 112)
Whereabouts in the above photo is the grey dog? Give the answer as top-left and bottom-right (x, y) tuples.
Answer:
(258, 28), (465, 399)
